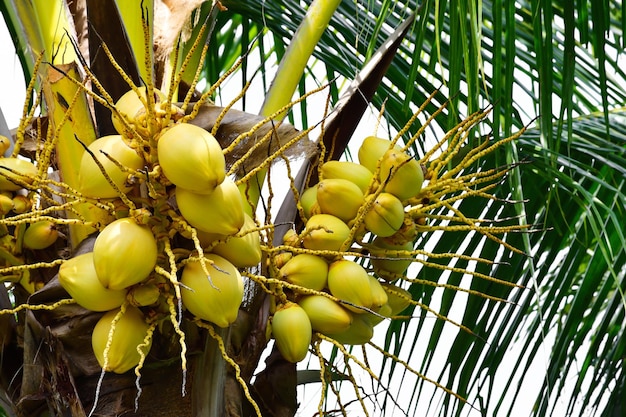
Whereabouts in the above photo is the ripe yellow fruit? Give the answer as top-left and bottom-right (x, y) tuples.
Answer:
(127, 283), (161, 307)
(176, 178), (245, 236)
(198, 213), (261, 268)
(357, 136), (402, 173)
(271, 302), (312, 363)
(279, 253), (328, 291)
(111, 87), (181, 135)
(363, 192), (405, 237)
(378, 149), (424, 201)
(320, 160), (374, 193)
(92, 306), (152, 374)
(157, 123), (226, 194)
(0, 157), (38, 191)
(327, 259), (374, 314)
(11, 195), (31, 214)
(330, 313), (374, 345)
(23, 220), (59, 250)
(298, 295), (352, 335)
(93, 217), (158, 290)
(316, 178), (364, 223)
(0, 135), (11, 155)
(78, 135), (145, 198)
(368, 275), (388, 311)
(302, 214), (351, 252)
(299, 185), (318, 219)
(0, 193), (13, 215)
(369, 238), (413, 281)
(180, 255), (244, 328)
(58, 252), (127, 312)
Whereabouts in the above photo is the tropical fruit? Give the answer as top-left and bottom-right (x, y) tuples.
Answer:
(175, 178), (245, 236)
(327, 259), (374, 314)
(111, 87), (172, 135)
(298, 295), (352, 335)
(91, 306), (152, 374)
(157, 123), (225, 193)
(357, 136), (402, 173)
(320, 160), (374, 193)
(93, 217), (158, 290)
(23, 220), (59, 250)
(316, 178), (364, 223)
(77, 135), (145, 198)
(271, 302), (312, 363)
(378, 149), (424, 201)
(199, 213), (262, 268)
(330, 313), (374, 345)
(299, 185), (318, 219)
(279, 253), (328, 291)
(180, 255), (244, 328)
(363, 192), (405, 237)
(58, 252), (127, 312)
(301, 214), (351, 252)
(369, 238), (414, 281)
(368, 275), (388, 311)
(0, 157), (38, 191)
(128, 283), (161, 307)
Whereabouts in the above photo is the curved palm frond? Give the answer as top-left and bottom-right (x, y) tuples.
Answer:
(211, 1), (626, 416)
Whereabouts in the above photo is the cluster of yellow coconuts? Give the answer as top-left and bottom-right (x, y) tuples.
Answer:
(56, 87), (261, 373)
(1, 84), (423, 372)
(269, 136), (424, 363)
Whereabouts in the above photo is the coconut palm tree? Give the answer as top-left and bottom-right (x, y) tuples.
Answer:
(0, 1), (624, 416)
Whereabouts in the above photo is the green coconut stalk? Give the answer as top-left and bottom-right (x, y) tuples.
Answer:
(241, 0), (342, 213)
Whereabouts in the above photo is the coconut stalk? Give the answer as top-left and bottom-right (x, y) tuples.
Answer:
(26, 0), (103, 247)
(239, 0), (342, 214)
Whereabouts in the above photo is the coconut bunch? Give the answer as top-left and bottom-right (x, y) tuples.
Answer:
(34, 86), (263, 374)
(269, 136), (424, 362)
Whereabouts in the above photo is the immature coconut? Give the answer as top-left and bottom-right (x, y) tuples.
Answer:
(279, 253), (328, 291)
(316, 178), (364, 223)
(175, 178), (245, 236)
(180, 255), (244, 328)
(93, 217), (158, 290)
(301, 214), (351, 252)
(91, 306), (152, 374)
(197, 213), (262, 268)
(298, 295), (352, 335)
(327, 259), (374, 314)
(23, 220), (59, 250)
(158, 123), (225, 193)
(271, 302), (312, 363)
(58, 252), (127, 312)
(0, 157), (38, 191)
(77, 135), (144, 198)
